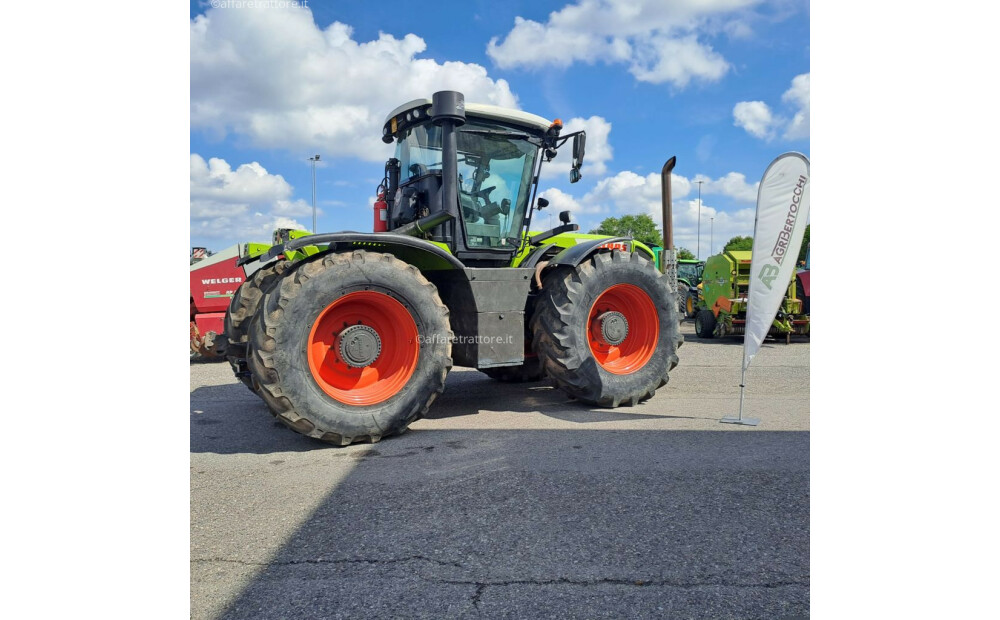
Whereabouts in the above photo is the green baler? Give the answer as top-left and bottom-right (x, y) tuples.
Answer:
(694, 249), (809, 342)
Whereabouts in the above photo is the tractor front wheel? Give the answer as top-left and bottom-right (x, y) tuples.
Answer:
(685, 290), (698, 319)
(247, 251), (453, 445)
(531, 250), (681, 407)
(695, 309), (717, 338)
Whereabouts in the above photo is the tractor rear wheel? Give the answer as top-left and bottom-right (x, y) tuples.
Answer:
(531, 250), (681, 407)
(480, 356), (545, 383)
(695, 309), (717, 338)
(224, 260), (292, 393)
(246, 251), (453, 445)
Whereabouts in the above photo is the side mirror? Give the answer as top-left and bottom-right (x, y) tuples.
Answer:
(572, 133), (586, 161)
(536, 197), (550, 210)
(559, 210), (571, 225)
(570, 132), (586, 183)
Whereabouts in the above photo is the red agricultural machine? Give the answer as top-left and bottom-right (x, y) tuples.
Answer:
(190, 245), (254, 357)
(190, 230), (312, 357)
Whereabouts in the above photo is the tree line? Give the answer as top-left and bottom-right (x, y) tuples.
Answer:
(589, 214), (809, 264)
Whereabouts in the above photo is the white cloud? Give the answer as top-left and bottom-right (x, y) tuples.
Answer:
(694, 171), (759, 203)
(548, 168), (757, 257)
(733, 72), (810, 141)
(733, 101), (776, 139)
(191, 6), (518, 160)
(782, 73), (810, 140)
(190, 154), (310, 240)
(487, 0), (760, 87)
(538, 187), (603, 218)
(628, 34), (729, 87)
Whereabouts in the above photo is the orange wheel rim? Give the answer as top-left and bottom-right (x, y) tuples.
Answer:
(307, 291), (419, 405)
(587, 283), (659, 374)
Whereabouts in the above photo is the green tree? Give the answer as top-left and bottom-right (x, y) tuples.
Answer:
(723, 235), (754, 251)
(798, 225), (810, 265)
(589, 214), (662, 248)
(676, 247), (696, 260)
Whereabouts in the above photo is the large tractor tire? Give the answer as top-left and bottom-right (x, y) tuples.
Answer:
(480, 356), (545, 383)
(246, 251), (453, 445)
(224, 260), (293, 393)
(531, 250), (682, 408)
(676, 282), (690, 319)
(695, 309), (717, 339)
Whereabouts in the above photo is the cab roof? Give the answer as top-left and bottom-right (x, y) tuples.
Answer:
(383, 98), (553, 137)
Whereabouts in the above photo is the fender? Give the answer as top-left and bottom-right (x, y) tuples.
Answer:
(259, 232), (465, 271)
(546, 236), (655, 269)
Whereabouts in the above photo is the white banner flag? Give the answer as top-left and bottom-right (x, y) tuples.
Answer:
(743, 153), (810, 370)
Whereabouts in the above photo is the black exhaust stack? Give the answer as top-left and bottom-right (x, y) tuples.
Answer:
(432, 91), (466, 249)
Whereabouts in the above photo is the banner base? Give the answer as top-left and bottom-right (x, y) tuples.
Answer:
(720, 416), (760, 426)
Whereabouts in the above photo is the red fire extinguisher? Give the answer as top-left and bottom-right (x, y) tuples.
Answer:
(373, 192), (388, 232)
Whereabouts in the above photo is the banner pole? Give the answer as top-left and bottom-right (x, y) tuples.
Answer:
(721, 356), (760, 426)
(738, 364), (747, 421)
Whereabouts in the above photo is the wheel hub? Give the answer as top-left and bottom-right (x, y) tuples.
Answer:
(336, 324), (382, 368)
(597, 311), (629, 346)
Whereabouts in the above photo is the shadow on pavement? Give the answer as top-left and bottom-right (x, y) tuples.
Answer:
(202, 429), (809, 620)
(423, 370), (691, 423)
(190, 383), (329, 454)
(192, 364), (715, 455)
(190, 372), (692, 454)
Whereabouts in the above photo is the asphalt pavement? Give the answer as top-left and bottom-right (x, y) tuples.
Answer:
(191, 321), (810, 619)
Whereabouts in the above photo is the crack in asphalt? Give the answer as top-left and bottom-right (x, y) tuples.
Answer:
(193, 555), (806, 614)
(193, 556), (807, 593)
(443, 577), (808, 591)
(448, 576), (809, 609)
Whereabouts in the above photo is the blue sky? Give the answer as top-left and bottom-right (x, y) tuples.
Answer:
(190, 0), (809, 257)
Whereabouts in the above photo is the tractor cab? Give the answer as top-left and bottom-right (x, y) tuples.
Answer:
(381, 91), (584, 265)
(677, 259), (705, 288)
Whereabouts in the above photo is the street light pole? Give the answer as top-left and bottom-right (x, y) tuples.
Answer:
(309, 154), (321, 233)
(710, 216), (714, 257)
(695, 180), (703, 259)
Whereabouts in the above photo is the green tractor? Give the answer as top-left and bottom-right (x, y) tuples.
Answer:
(224, 91), (682, 445)
(677, 258), (705, 318)
(693, 249), (808, 343)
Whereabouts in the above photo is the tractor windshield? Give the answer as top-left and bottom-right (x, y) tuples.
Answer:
(678, 262), (704, 285)
(395, 120), (539, 250)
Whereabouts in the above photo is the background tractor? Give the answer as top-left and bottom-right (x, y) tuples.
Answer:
(225, 91), (682, 445)
(693, 249), (809, 343)
(676, 258), (705, 318)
